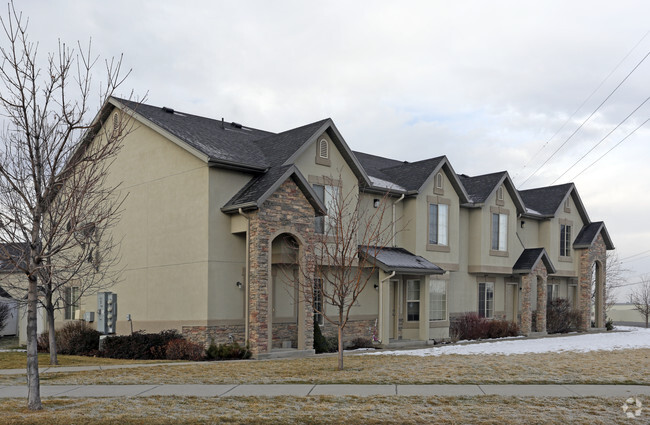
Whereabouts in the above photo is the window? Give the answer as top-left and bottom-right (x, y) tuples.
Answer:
(406, 279), (420, 321)
(428, 203), (448, 245)
(313, 184), (339, 234)
(547, 283), (559, 305)
(64, 286), (80, 320)
(560, 224), (571, 257)
(313, 278), (324, 326)
(319, 139), (329, 159)
(429, 280), (446, 321)
(478, 282), (494, 318)
(491, 213), (508, 251)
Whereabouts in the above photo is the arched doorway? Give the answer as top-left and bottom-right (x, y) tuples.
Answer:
(592, 260), (605, 327)
(270, 233), (300, 349)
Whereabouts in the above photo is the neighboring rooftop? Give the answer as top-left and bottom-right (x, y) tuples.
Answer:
(458, 172), (507, 204)
(519, 183), (574, 217)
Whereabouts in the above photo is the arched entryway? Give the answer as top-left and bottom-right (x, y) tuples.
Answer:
(270, 233), (301, 349)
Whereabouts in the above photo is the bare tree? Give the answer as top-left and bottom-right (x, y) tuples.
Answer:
(0, 3), (133, 410)
(602, 251), (629, 313)
(295, 182), (393, 370)
(629, 276), (650, 328)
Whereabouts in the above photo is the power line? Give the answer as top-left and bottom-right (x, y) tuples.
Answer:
(520, 47), (650, 187)
(551, 94), (650, 185)
(568, 115), (650, 181)
(620, 249), (650, 261)
(514, 30), (650, 182)
(622, 253), (650, 264)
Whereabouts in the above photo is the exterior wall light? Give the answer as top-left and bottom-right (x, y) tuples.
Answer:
(373, 199), (380, 208)
(236, 281), (243, 289)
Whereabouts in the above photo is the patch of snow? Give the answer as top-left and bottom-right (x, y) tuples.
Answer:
(526, 207), (542, 215)
(364, 326), (650, 356)
(369, 176), (406, 192)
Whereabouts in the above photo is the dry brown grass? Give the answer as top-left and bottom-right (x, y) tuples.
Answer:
(1, 348), (648, 386)
(0, 352), (169, 370)
(0, 395), (635, 424)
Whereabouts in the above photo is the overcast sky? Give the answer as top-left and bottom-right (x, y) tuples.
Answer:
(15, 1), (650, 298)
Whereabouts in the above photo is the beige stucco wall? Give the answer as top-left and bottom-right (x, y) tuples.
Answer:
(76, 114), (215, 334)
(548, 193), (585, 277)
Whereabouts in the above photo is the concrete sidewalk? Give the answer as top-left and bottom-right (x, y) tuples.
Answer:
(0, 384), (649, 398)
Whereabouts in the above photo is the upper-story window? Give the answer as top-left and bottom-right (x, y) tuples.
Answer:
(560, 223), (572, 257)
(428, 203), (448, 246)
(313, 183), (339, 234)
(491, 213), (508, 251)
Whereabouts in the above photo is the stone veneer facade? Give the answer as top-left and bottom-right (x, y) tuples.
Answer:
(520, 261), (548, 335)
(578, 233), (607, 330)
(247, 178), (316, 356)
(182, 324), (246, 348)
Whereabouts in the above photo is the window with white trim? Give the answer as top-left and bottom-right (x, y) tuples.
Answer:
(313, 184), (339, 234)
(478, 282), (494, 318)
(429, 280), (446, 321)
(560, 224), (571, 257)
(547, 283), (559, 305)
(491, 213), (508, 251)
(313, 278), (324, 326)
(64, 286), (80, 320)
(406, 279), (420, 321)
(428, 203), (448, 246)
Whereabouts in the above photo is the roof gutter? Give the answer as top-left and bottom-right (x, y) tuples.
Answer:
(207, 159), (268, 173)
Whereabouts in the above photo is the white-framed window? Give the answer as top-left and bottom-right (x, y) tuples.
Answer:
(478, 282), (494, 318)
(491, 213), (508, 251)
(547, 283), (560, 305)
(428, 203), (448, 246)
(313, 278), (324, 326)
(560, 224), (572, 257)
(429, 280), (446, 321)
(64, 286), (80, 320)
(319, 139), (329, 159)
(406, 279), (420, 321)
(313, 184), (339, 234)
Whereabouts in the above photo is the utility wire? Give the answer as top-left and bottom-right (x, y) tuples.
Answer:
(568, 115), (650, 181)
(620, 249), (650, 261)
(520, 47), (650, 187)
(514, 30), (650, 182)
(551, 94), (650, 184)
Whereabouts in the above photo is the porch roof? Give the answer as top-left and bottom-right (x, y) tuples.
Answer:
(512, 248), (557, 274)
(359, 246), (444, 275)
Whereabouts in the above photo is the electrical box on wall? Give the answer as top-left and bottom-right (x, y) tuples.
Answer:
(97, 292), (117, 335)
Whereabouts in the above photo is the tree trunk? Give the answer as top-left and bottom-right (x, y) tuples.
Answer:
(46, 295), (58, 365)
(337, 308), (344, 370)
(26, 273), (42, 410)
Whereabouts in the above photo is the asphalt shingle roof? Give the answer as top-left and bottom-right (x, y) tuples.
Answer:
(574, 221), (614, 249)
(512, 248), (556, 274)
(254, 119), (330, 167)
(519, 183), (573, 217)
(354, 152), (445, 192)
(116, 98), (273, 169)
(458, 172), (507, 204)
(359, 246), (444, 274)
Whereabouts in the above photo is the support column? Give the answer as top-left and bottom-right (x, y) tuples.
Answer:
(520, 274), (532, 335)
(378, 270), (391, 346)
(419, 277), (430, 341)
(535, 275), (547, 333)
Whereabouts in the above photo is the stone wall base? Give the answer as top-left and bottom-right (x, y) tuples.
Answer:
(182, 324), (246, 349)
(272, 322), (298, 348)
(320, 319), (377, 347)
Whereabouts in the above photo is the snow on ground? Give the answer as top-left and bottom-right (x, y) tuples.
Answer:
(365, 326), (650, 356)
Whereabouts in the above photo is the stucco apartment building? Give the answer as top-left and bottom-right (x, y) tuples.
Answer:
(9, 97), (614, 356)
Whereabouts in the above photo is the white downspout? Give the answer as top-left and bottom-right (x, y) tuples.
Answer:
(238, 208), (250, 343)
(392, 194), (405, 247)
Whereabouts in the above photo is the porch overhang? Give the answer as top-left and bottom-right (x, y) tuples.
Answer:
(512, 248), (556, 275)
(358, 246), (444, 275)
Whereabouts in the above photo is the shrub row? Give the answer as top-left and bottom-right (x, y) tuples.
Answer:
(38, 322), (249, 361)
(450, 312), (520, 341)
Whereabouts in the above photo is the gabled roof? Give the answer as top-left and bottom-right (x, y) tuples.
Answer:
(518, 183), (590, 223)
(513, 248), (557, 274)
(458, 171), (526, 213)
(358, 246), (444, 275)
(573, 221), (615, 250)
(354, 152), (470, 201)
(222, 165), (326, 215)
(112, 97), (273, 171)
